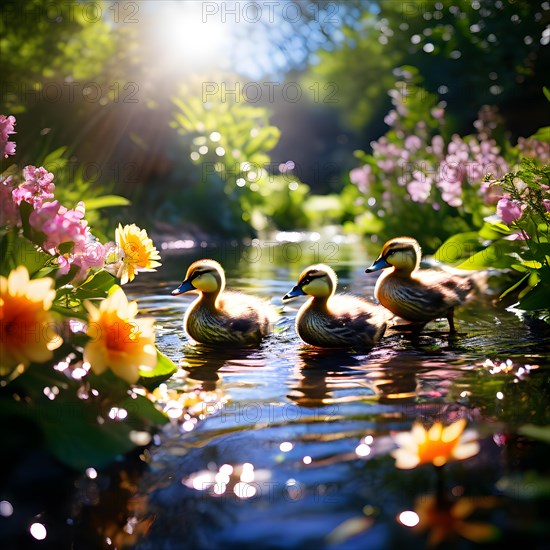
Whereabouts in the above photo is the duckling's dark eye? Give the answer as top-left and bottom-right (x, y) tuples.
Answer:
(302, 277), (311, 285)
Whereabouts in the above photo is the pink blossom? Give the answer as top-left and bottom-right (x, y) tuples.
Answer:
(407, 171), (432, 203)
(0, 115), (16, 158)
(384, 110), (398, 127)
(517, 137), (550, 162)
(349, 165), (373, 194)
(404, 135), (422, 152)
(496, 197), (524, 225)
(505, 231), (530, 241)
(29, 200), (87, 253)
(57, 239), (106, 280)
(431, 135), (445, 158)
(430, 107), (445, 120)
(543, 199), (550, 212)
(278, 160), (295, 173)
(29, 200), (105, 281)
(12, 165), (55, 207)
(0, 176), (19, 226)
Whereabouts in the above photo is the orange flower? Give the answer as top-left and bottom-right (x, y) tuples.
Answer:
(111, 224), (161, 285)
(392, 419), (479, 469)
(0, 266), (62, 376)
(83, 286), (156, 384)
(409, 494), (499, 547)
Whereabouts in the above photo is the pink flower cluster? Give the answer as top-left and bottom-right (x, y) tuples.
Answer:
(29, 200), (105, 279)
(12, 165), (55, 207)
(517, 137), (550, 162)
(496, 197), (525, 225)
(351, 102), (513, 209)
(438, 135), (509, 207)
(1, 115), (106, 281)
(0, 115), (16, 158)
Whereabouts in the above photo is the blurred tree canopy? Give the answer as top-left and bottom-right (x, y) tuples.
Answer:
(304, 0), (550, 140)
(1, 0), (549, 238)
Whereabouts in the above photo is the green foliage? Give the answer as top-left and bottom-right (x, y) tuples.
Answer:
(0, 0), (118, 113)
(36, 146), (130, 241)
(344, 69), (505, 250)
(1, 123), (177, 471)
(170, 82), (312, 235)
(437, 158), (550, 321)
(305, 1), (549, 134)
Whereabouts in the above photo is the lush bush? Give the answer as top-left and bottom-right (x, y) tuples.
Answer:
(170, 82), (313, 236)
(436, 158), (550, 321)
(0, 115), (177, 470)
(346, 69), (549, 251)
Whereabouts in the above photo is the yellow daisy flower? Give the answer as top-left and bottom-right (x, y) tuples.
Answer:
(83, 286), (157, 384)
(113, 224), (161, 285)
(0, 266), (62, 376)
(392, 419), (480, 469)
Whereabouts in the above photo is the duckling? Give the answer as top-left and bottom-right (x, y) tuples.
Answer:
(282, 264), (390, 349)
(365, 237), (475, 333)
(171, 259), (275, 347)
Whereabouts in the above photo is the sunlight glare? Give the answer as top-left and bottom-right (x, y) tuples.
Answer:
(151, 3), (229, 73)
(398, 510), (419, 527)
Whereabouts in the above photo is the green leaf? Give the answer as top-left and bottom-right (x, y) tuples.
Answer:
(517, 281), (550, 311)
(528, 126), (550, 143)
(41, 146), (68, 172)
(54, 264), (81, 289)
(3, 233), (51, 275)
(139, 349), (178, 390)
(499, 273), (529, 300)
(478, 221), (512, 240)
(456, 242), (517, 270)
(543, 86), (550, 103)
(78, 269), (115, 292)
(51, 303), (88, 321)
(434, 231), (480, 264)
(520, 260), (542, 269)
(519, 423), (550, 444)
(84, 195), (131, 210)
(42, 401), (136, 470)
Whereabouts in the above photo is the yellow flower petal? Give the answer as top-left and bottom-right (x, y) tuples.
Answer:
(83, 285), (157, 384)
(392, 419), (479, 469)
(114, 224), (161, 285)
(0, 266), (62, 375)
(442, 418), (467, 442)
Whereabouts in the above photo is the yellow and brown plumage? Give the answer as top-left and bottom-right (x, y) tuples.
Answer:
(365, 237), (475, 333)
(171, 259), (275, 347)
(282, 264), (390, 349)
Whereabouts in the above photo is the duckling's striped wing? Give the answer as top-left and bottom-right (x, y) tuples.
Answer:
(298, 295), (389, 348)
(381, 282), (448, 321)
(379, 275), (472, 321)
(219, 291), (276, 336)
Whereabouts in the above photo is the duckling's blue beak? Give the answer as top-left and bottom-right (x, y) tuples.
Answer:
(365, 257), (391, 273)
(171, 279), (195, 295)
(282, 285), (305, 302)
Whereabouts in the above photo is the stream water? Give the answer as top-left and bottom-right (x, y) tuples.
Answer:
(95, 238), (548, 550)
(24, 238), (550, 549)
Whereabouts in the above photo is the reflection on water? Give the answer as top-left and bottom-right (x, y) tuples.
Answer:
(88, 242), (550, 548)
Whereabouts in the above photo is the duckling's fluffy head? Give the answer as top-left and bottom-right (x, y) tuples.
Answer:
(173, 259), (225, 295)
(296, 264), (338, 298)
(367, 237), (421, 273)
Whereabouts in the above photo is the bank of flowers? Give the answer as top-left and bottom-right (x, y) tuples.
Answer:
(348, 69), (549, 252)
(0, 115), (176, 470)
(348, 71), (549, 319)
